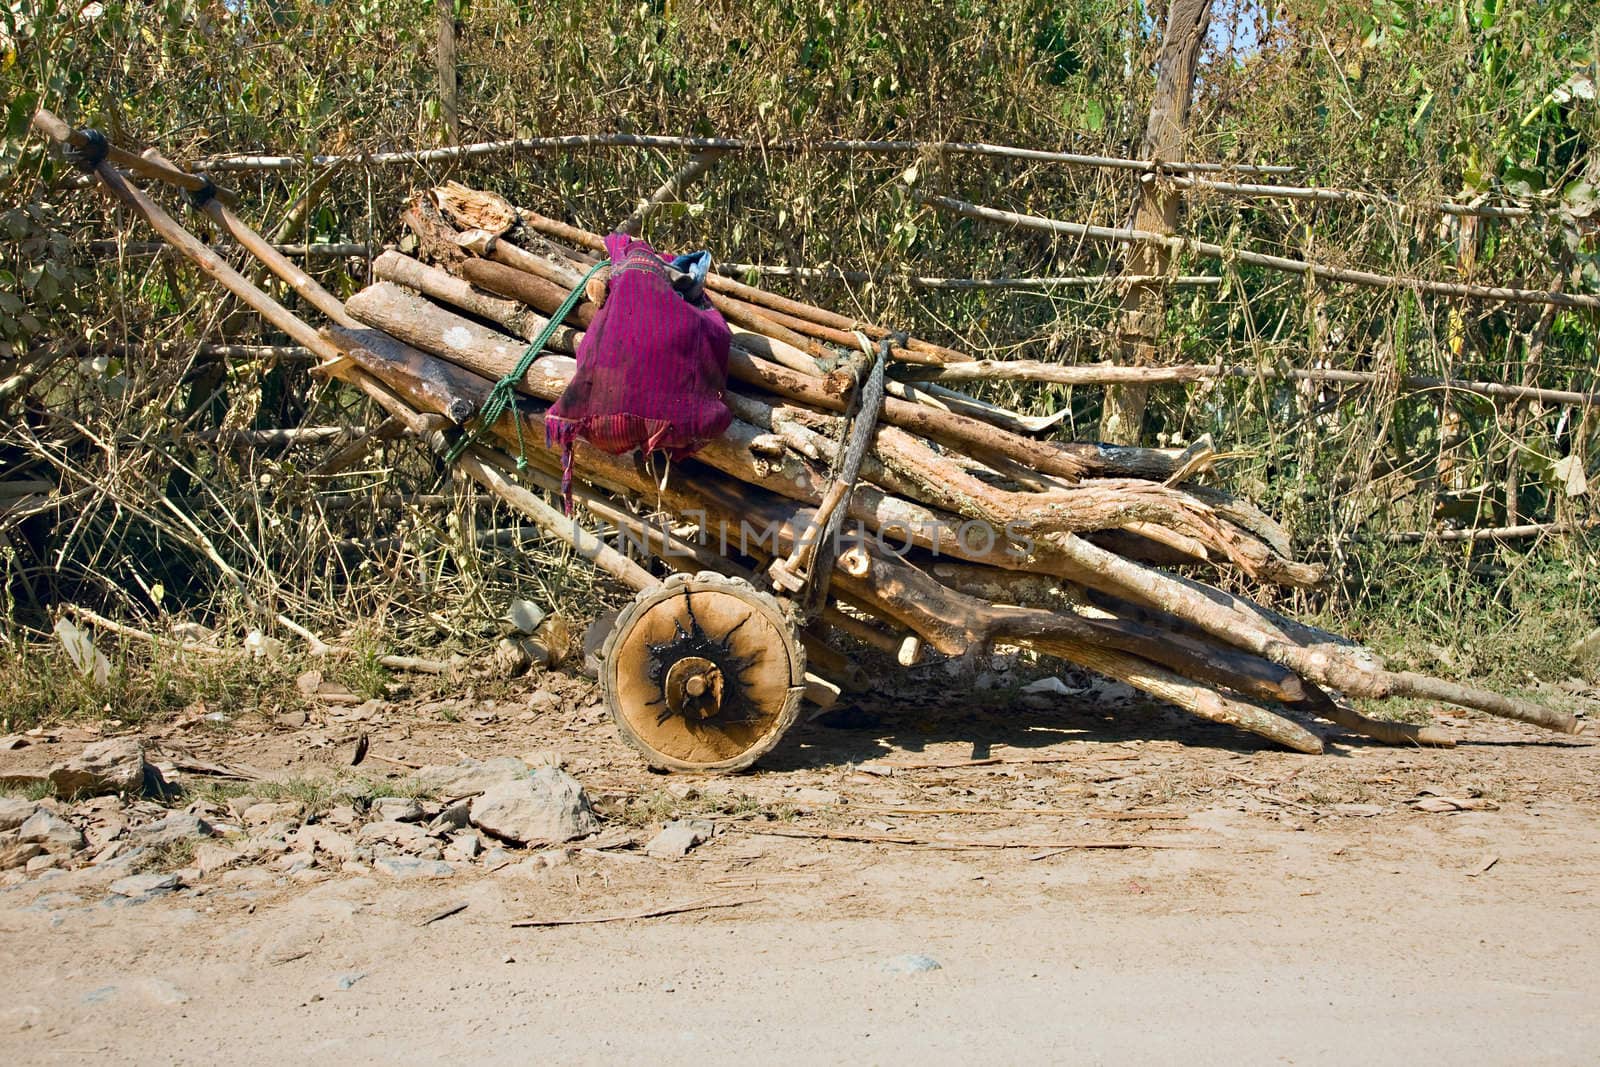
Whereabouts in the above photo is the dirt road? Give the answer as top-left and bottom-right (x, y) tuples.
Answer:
(1, 675), (1595, 1064)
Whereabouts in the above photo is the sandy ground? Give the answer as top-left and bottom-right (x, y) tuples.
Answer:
(0, 669), (1595, 1065)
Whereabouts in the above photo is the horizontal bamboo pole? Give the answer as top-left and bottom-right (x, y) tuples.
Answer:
(1379, 520), (1599, 543)
(717, 264), (1225, 289)
(1165, 173), (1532, 219)
(901, 359), (1600, 409)
(194, 426), (349, 446)
(194, 133), (1297, 175)
(924, 194), (1600, 312)
(88, 240), (373, 258)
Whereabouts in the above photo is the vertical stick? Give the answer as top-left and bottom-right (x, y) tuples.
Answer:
(437, 1), (461, 146)
(1100, 0), (1212, 444)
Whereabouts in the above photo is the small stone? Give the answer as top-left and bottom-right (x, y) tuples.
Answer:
(883, 954), (942, 974)
(427, 798), (473, 834)
(24, 853), (59, 874)
(443, 831), (481, 862)
(136, 813), (214, 846)
(241, 801), (305, 827)
(335, 973), (366, 991)
(356, 821), (428, 849)
(372, 796), (424, 822)
(480, 847), (515, 870)
(373, 856), (454, 879)
(18, 810), (86, 852)
(221, 868), (273, 887)
(322, 805), (358, 828)
(0, 842), (45, 870)
(48, 737), (164, 799)
(468, 767), (598, 846)
(84, 819), (126, 850)
(0, 797), (38, 832)
(791, 788), (843, 809)
(293, 825), (355, 862)
(109, 872), (181, 898)
(140, 978), (190, 1006)
(193, 843), (241, 876)
(275, 710), (308, 728)
(644, 818), (715, 859)
(498, 858), (550, 879)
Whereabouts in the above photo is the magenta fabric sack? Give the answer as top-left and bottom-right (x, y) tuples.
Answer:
(545, 232), (734, 508)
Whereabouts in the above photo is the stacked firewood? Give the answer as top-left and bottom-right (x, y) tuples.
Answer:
(311, 181), (1578, 754)
(29, 102), (1578, 759)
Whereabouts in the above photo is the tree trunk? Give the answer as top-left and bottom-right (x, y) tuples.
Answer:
(1099, 0), (1211, 444)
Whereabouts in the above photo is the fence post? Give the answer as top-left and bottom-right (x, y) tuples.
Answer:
(1100, 0), (1212, 445)
(437, 1), (460, 146)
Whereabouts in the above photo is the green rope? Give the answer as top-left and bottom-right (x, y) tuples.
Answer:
(443, 258), (611, 468)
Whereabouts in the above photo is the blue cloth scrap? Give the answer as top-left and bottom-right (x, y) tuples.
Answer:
(669, 250), (712, 303)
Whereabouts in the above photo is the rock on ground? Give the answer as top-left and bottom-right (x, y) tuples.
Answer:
(409, 757), (532, 797)
(0, 797), (37, 832)
(645, 818), (715, 859)
(18, 809), (86, 852)
(48, 737), (165, 799)
(373, 856), (454, 879)
(239, 801), (305, 827)
(0, 842), (46, 870)
(136, 813), (214, 846)
(372, 797), (425, 822)
(468, 767), (597, 847)
(108, 872), (181, 898)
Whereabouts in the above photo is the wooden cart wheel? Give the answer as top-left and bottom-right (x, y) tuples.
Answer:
(601, 572), (807, 773)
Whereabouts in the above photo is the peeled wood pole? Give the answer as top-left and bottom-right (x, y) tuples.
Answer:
(138, 147), (359, 330)
(32, 115), (337, 361)
(32, 110), (239, 206)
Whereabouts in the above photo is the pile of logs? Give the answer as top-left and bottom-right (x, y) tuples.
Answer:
(331, 185), (1579, 751)
(34, 108), (1581, 765)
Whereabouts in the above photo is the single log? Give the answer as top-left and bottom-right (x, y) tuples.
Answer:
(1028, 638), (1324, 754)
(462, 445), (656, 591)
(460, 258), (596, 328)
(135, 146), (359, 332)
(903, 359), (1600, 411)
(373, 250), (582, 351)
(1295, 684), (1455, 748)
